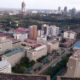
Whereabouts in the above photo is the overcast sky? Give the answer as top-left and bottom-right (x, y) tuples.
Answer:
(0, 0), (80, 10)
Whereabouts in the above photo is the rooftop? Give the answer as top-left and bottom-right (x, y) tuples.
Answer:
(24, 39), (41, 49)
(57, 76), (80, 80)
(0, 73), (50, 80)
(64, 30), (76, 34)
(15, 27), (29, 33)
(3, 48), (24, 57)
(73, 41), (80, 49)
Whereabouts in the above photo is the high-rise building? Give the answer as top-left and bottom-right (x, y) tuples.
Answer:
(42, 24), (59, 37)
(42, 24), (49, 35)
(69, 8), (76, 17)
(21, 0), (26, 15)
(48, 25), (60, 37)
(63, 6), (68, 16)
(29, 25), (38, 40)
(58, 6), (61, 12)
(65, 50), (80, 77)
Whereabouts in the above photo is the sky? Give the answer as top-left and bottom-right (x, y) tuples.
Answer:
(0, 0), (80, 10)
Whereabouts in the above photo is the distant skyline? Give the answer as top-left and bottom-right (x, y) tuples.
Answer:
(0, 0), (80, 10)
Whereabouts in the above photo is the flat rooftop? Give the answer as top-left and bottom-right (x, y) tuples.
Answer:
(73, 41), (80, 49)
(57, 76), (80, 80)
(0, 73), (50, 80)
(4, 48), (24, 57)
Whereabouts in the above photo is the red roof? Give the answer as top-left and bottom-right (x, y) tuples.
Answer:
(24, 39), (41, 48)
(15, 27), (29, 33)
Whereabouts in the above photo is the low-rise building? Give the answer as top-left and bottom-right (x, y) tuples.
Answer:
(0, 60), (11, 73)
(63, 31), (76, 40)
(11, 38), (21, 48)
(0, 37), (12, 53)
(13, 33), (28, 41)
(37, 36), (47, 44)
(13, 27), (28, 41)
(27, 45), (47, 61)
(2, 48), (25, 67)
(47, 40), (59, 53)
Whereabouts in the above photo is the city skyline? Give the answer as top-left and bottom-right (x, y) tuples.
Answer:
(0, 0), (80, 10)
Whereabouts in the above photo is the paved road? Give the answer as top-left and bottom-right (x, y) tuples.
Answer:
(36, 49), (70, 75)
(36, 55), (63, 74)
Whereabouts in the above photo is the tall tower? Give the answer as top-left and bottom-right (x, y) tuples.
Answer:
(21, 0), (26, 15)
(29, 25), (38, 40)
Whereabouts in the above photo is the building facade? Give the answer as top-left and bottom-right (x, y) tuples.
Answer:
(63, 31), (76, 40)
(2, 48), (25, 67)
(0, 60), (11, 73)
(14, 33), (28, 41)
(27, 45), (47, 61)
(47, 40), (59, 53)
(65, 50), (80, 77)
(29, 25), (38, 40)
(0, 38), (12, 53)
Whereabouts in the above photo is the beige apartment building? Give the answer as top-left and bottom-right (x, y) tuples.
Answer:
(0, 37), (12, 53)
(47, 40), (59, 53)
(27, 45), (47, 61)
(65, 50), (80, 77)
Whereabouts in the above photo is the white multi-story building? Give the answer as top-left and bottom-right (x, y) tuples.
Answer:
(42, 24), (59, 37)
(63, 31), (76, 40)
(0, 37), (12, 53)
(2, 48), (25, 67)
(27, 45), (47, 61)
(50, 25), (59, 36)
(13, 33), (28, 41)
(0, 60), (11, 73)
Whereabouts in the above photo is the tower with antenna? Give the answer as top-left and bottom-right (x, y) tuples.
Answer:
(21, 0), (26, 15)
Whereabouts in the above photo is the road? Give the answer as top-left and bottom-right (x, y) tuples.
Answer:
(36, 53), (66, 74)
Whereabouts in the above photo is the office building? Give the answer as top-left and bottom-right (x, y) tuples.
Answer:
(27, 45), (47, 61)
(50, 25), (59, 36)
(65, 50), (80, 77)
(42, 24), (59, 37)
(47, 40), (59, 53)
(42, 24), (49, 36)
(29, 25), (38, 40)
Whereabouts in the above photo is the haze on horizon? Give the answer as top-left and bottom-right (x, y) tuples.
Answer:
(0, 0), (80, 10)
